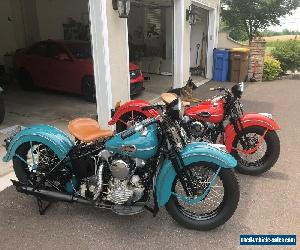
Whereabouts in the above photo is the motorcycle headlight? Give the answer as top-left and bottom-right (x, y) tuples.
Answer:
(231, 83), (244, 98)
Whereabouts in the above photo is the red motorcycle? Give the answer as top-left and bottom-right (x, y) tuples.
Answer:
(109, 83), (280, 175)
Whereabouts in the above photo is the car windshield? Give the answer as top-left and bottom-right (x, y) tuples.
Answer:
(65, 42), (92, 59)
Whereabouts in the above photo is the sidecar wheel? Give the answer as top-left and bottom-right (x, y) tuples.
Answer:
(165, 163), (239, 231)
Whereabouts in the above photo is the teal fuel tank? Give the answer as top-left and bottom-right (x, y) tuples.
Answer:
(105, 124), (159, 160)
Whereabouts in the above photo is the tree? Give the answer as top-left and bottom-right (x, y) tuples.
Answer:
(221, 0), (300, 42)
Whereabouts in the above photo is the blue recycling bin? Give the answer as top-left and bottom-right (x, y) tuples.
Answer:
(213, 49), (229, 82)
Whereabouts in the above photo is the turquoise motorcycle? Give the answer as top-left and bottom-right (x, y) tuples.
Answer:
(3, 96), (239, 230)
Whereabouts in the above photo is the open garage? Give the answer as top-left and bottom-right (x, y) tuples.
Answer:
(128, 0), (174, 100)
(0, 0), (98, 132)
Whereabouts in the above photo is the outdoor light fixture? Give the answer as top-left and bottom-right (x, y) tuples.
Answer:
(112, 0), (131, 18)
(186, 5), (196, 25)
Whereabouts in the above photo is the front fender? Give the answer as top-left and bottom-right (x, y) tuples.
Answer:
(225, 113), (280, 152)
(3, 125), (74, 162)
(108, 99), (159, 125)
(155, 142), (237, 207)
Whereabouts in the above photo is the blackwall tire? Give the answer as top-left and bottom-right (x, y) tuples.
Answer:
(165, 165), (240, 231)
(232, 126), (280, 175)
(18, 70), (35, 91)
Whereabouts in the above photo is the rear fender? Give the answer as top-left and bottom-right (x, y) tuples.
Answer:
(225, 113), (280, 152)
(155, 142), (237, 207)
(108, 99), (159, 125)
(3, 125), (74, 162)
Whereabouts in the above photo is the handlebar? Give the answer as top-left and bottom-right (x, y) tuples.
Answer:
(209, 87), (227, 92)
(121, 118), (157, 139)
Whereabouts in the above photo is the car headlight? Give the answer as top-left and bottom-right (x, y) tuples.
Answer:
(129, 70), (140, 79)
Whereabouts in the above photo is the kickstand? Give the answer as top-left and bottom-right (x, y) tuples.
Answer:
(37, 198), (52, 215)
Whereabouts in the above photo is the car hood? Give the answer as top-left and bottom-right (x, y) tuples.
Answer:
(129, 63), (140, 71)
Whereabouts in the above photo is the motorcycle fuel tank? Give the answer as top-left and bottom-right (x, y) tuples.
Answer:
(105, 124), (159, 160)
(185, 99), (224, 123)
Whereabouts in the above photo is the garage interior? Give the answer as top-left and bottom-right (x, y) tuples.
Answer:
(189, 4), (209, 82)
(128, 0), (174, 100)
(0, 0), (96, 134)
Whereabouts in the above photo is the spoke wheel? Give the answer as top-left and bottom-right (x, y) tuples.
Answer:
(166, 163), (240, 231)
(13, 142), (61, 190)
(232, 126), (280, 175)
(116, 111), (147, 133)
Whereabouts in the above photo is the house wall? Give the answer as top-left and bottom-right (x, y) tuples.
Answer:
(189, 0), (220, 79)
(183, 0), (192, 82)
(36, 0), (89, 40)
(106, 1), (130, 106)
(190, 8), (209, 68)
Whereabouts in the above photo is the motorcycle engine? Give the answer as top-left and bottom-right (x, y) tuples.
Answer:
(190, 121), (206, 139)
(80, 150), (145, 205)
(105, 155), (145, 204)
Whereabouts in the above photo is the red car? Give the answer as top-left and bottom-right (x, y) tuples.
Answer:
(15, 40), (144, 102)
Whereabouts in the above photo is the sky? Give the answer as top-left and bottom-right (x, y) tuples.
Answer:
(269, 7), (300, 31)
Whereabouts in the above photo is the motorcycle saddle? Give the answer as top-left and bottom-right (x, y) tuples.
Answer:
(68, 118), (113, 143)
(161, 93), (191, 106)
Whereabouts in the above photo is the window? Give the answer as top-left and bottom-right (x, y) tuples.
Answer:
(65, 42), (92, 59)
(47, 43), (65, 59)
(27, 43), (48, 57)
(145, 8), (161, 39)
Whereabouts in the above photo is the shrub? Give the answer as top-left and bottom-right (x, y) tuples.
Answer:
(271, 40), (300, 72)
(263, 56), (283, 81)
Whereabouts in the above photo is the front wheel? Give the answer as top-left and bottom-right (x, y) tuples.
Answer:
(166, 163), (240, 231)
(231, 126), (280, 175)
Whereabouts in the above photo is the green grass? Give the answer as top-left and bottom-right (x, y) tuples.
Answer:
(266, 40), (300, 48)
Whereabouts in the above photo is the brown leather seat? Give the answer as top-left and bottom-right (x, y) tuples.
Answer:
(160, 93), (190, 106)
(68, 118), (113, 143)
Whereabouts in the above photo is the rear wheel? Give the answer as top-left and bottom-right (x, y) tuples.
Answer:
(18, 70), (35, 91)
(82, 76), (96, 103)
(116, 111), (147, 133)
(166, 163), (240, 231)
(12, 142), (62, 190)
(232, 126), (280, 175)
(0, 94), (4, 124)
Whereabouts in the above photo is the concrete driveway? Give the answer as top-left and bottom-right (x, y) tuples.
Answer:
(0, 79), (299, 249)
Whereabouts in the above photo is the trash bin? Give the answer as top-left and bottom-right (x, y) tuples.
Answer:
(213, 49), (229, 82)
(229, 48), (250, 83)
